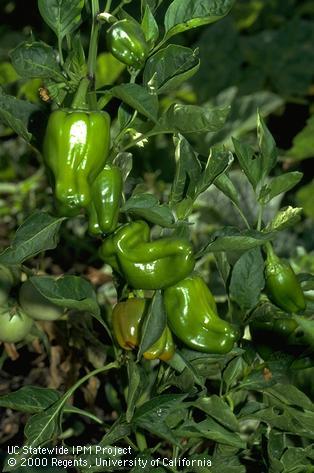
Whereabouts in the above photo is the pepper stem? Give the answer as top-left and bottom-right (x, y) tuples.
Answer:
(265, 242), (278, 263)
(71, 77), (90, 110)
(87, 0), (100, 110)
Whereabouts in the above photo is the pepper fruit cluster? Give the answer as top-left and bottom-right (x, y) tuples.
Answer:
(100, 220), (195, 290)
(112, 298), (174, 361)
(100, 222), (237, 355)
(41, 67), (237, 356)
(43, 109), (111, 216)
(43, 103), (238, 356)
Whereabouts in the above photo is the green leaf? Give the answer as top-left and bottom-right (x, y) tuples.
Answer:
(281, 447), (314, 471)
(178, 417), (245, 449)
(164, 0), (235, 41)
(0, 212), (65, 265)
(268, 429), (286, 465)
(195, 147), (233, 197)
(111, 83), (159, 122)
(141, 5), (159, 45)
(202, 89), (284, 150)
(194, 395), (239, 432)
(0, 386), (60, 414)
(126, 359), (142, 423)
(150, 104), (230, 135)
(233, 137), (262, 190)
(0, 87), (40, 142)
(29, 275), (100, 317)
(64, 33), (87, 85)
(292, 316), (314, 353)
(229, 248), (265, 311)
(223, 356), (245, 391)
(287, 115), (314, 161)
(122, 193), (175, 227)
(198, 227), (274, 255)
(170, 134), (202, 205)
(24, 402), (62, 448)
(257, 112), (278, 179)
(266, 206), (303, 232)
(259, 172), (303, 204)
(143, 45), (199, 94)
(265, 383), (313, 411)
(113, 152), (133, 182)
(296, 180), (314, 219)
(137, 291), (167, 359)
(10, 41), (64, 81)
(214, 252), (231, 285)
(38, 0), (84, 42)
(133, 394), (187, 445)
(214, 173), (240, 206)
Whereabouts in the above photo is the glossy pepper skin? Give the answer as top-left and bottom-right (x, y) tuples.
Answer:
(164, 274), (238, 354)
(88, 165), (123, 235)
(112, 298), (175, 361)
(100, 221), (195, 290)
(265, 245), (305, 314)
(106, 19), (149, 69)
(43, 109), (110, 215)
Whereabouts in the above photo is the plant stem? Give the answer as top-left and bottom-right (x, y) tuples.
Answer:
(71, 77), (90, 109)
(120, 132), (149, 152)
(257, 203), (264, 231)
(87, 0), (100, 109)
(62, 362), (119, 408)
(105, 0), (112, 12)
(58, 37), (64, 66)
(235, 205), (250, 229)
(135, 431), (147, 451)
(111, 0), (133, 16)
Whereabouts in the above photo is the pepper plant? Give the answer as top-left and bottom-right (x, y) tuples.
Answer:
(0, 0), (313, 472)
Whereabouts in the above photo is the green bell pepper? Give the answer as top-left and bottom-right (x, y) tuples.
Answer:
(100, 220), (195, 290)
(43, 109), (111, 215)
(106, 19), (149, 69)
(265, 244), (305, 314)
(88, 165), (123, 235)
(164, 274), (238, 354)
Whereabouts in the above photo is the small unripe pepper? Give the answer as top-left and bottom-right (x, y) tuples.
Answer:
(100, 220), (195, 290)
(43, 109), (111, 215)
(106, 19), (149, 69)
(111, 298), (175, 361)
(265, 244), (305, 314)
(88, 165), (123, 235)
(164, 274), (238, 354)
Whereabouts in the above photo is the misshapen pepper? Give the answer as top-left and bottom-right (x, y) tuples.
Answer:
(106, 19), (149, 69)
(43, 109), (110, 215)
(88, 165), (123, 235)
(265, 244), (305, 314)
(112, 298), (175, 361)
(100, 221), (195, 290)
(164, 274), (238, 354)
